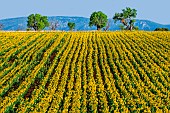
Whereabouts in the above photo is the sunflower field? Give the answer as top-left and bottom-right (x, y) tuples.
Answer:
(0, 31), (170, 113)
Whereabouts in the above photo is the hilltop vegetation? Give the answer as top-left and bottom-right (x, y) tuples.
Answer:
(0, 31), (169, 112)
(0, 7), (169, 31)
(0, 16), (170, 31)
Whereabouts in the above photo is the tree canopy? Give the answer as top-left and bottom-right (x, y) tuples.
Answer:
(68, 22), (75, 31)
(27, 14), (49, 31)
(89, 11), (108, 30)
(113, 7), (137, 30)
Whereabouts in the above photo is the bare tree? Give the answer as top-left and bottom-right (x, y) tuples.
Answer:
(0, 23), (3, 30)
(17, 24), (24, 31)
(50, 21), (59, 30)
(104, 20), (111, 31)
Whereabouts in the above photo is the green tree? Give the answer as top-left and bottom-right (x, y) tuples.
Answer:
(154, 28), (169, 31)
(89, 11), (108, 30)
(68, 22), (75, 31)
(27, 14), (49, 31)
(113, 7), (137, 31)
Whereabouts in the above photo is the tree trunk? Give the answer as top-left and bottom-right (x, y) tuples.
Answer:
(97, 26), (101, 31)
(121, 19), (128, 26)
(129, 25), (133, 31)
(97, 28), (101, 30)
(33, 26), (36, 31)
(33, 25), (38, 31)
(121, 19), (129, 30)
(130, 26), (133, 31)
(125, 25), (133, 31)
(126, 25), (129, 30)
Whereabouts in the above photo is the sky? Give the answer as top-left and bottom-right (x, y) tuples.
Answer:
(0, 0), (170, 24)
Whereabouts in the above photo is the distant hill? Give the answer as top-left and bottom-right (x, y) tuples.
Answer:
(0, 16), (170, 31)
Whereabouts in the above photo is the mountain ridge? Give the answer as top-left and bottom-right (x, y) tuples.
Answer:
(0, 16), (170, 31)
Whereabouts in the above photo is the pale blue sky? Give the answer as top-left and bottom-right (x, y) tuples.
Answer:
(0, 0), (170, 24)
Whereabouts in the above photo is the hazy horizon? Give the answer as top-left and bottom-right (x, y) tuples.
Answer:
(0, 0), (170, 24)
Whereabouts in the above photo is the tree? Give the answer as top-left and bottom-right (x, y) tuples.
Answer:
(154, 28), (169, 31)
(104, 20), (111, 31)
(50, 21), (59, 30)
(68, 22), (75, 31)
(27, 14), (49, 31)
(17, 24), (24, 31)
(89, 11), (108, 30)
(0, 23), (3, 30)
(113, 7), (137, 31)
